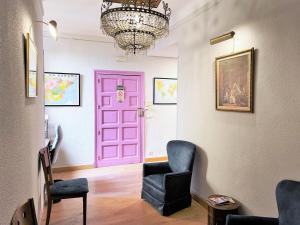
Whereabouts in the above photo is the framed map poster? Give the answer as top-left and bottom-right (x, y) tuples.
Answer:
(45, 72), (80, 106)
(153, 78), (177, 105)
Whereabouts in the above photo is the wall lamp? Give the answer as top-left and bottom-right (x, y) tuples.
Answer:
(30, 20), (58, 41)
(210, 31), (235, 45)
(40, 20), (58, 40)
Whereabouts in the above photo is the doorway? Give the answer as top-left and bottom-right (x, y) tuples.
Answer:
(94, 70), (145, 167)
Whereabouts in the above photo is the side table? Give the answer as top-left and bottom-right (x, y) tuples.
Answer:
(207, 195), (240, 225)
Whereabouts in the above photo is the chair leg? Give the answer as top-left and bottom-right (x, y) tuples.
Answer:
(46, 199), (52, 225)
(83, 194), (87, 225)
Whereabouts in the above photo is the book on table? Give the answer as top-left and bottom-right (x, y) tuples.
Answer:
(209, 196), (235, 205)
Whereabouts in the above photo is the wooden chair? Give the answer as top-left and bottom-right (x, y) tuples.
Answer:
(39, 147), (89, 225)
(10, 198), (38, 225)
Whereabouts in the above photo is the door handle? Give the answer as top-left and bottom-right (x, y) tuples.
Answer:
(137, 108), (145, 117)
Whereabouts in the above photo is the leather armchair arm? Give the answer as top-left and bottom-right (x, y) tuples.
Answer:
(226, 215), (279, 225)
(143, 162), (172, 177)
(164, 171), (192, 197)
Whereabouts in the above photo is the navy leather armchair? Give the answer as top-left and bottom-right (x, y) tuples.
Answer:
(226, 180), (300, 225)
(141, 140), (196, 216)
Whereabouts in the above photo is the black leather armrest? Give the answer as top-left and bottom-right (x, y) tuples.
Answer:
(226, 215), (279, 225)
(143, 162), (171, 177)
(164, 171), (192, 197)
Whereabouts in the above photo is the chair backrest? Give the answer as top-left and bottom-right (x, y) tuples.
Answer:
(276, 180), (300, 225)
(167, 140), (196, 173)
(39, 147), (54, 198)
(10, 198), (38, 225)
(51, 125), (63, 164)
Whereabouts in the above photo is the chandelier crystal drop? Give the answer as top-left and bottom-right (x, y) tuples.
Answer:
(100, 0), (171, 54)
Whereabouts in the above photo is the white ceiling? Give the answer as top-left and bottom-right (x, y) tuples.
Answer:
(43, 0), (210, 57)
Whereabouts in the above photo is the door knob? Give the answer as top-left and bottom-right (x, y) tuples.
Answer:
(137, 108), (145, 117)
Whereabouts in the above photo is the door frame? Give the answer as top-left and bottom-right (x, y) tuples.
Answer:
(94, 70), (145, 167)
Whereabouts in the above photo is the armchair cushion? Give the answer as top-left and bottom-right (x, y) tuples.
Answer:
(226, 215), (279, 225)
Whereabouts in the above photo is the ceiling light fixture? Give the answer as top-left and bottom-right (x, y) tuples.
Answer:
(100, 0), (171, 55)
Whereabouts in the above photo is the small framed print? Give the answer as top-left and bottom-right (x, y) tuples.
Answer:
(153, 78), (177, 105)
(26, 33), (38, 98)
(215, 48), (255, 112)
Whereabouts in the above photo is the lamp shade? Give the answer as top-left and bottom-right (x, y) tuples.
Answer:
(48, 20), (58, 40)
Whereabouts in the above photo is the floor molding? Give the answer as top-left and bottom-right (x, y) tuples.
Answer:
(191, 193), (208, 210)
(144, 156), (168, 163)
(53, 164), (94, 173)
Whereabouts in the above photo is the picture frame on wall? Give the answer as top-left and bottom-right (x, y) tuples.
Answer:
(153, 77), (177, 105)
(26, 33), (38, 98)
(215, 48), (255, 112)
(44, 72), (80, 106)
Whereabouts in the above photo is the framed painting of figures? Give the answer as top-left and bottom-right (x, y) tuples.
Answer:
(215, 48), (255, 112)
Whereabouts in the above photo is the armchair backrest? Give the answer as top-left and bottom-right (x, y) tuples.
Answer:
(276, 180), (300, 225)
(51, 125), (63, 164)
(167, 140), (196, 173)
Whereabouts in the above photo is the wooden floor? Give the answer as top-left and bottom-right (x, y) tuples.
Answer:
(42, 164), (207, 225)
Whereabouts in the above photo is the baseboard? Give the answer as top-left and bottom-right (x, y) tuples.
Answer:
(144, 156), (168, 163)
(52, 164), (94, 173)
(191, 193), (208, 210)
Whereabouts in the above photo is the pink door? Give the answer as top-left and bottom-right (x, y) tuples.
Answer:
(95, 70), (144, 167)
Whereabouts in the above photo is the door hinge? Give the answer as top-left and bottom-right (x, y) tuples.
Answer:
(98, 131), (101, 135)
(98, 105), (100, 109)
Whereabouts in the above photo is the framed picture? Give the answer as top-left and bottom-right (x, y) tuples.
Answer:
(26, 33), (38, 98)
(215, 48), (255, 112)
(153, 78), (177, 105)
(44, 72), (80, 106)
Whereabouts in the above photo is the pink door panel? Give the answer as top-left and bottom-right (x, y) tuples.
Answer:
(95, 70), (144, 167)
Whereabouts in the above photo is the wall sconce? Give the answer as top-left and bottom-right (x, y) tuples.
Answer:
(30, 20), (58, 41)
(47, 20), (58, 40)
(210, 31), (235, 45)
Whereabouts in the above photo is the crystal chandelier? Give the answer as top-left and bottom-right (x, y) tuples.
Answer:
(100, 0), (171, 54)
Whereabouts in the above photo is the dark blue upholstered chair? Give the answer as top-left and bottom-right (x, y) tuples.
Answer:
(226, 180), (300, 225)
(39, 147), (89, 225)
(141, 140), (196, 216)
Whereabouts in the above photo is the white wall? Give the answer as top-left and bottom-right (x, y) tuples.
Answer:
(0, 0), (44, 224)
(177, 0), (300, 216)
(44, 37), (178, 167)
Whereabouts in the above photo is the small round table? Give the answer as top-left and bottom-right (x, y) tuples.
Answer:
(207, 195), (240, 225)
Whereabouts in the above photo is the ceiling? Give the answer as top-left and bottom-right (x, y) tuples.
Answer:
(43, 0), (210, 57)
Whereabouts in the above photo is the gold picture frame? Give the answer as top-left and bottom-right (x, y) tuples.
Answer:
(26, 33), (38, 98)
(215, 48), (255, 112)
